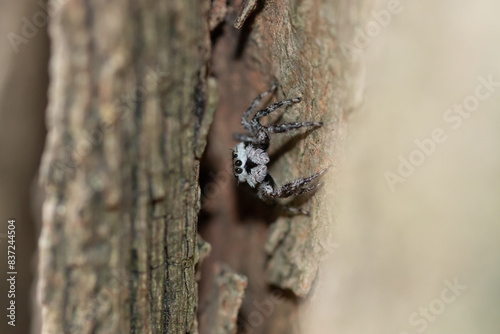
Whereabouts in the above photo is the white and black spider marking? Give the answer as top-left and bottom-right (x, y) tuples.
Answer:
(232, 82), (327, 214)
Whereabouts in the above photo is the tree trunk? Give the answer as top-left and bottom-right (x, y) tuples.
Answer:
(38, 0), (211, 333)
(37, 0), (366, 333)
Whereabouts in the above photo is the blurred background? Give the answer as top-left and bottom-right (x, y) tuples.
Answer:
(1, 0), (499, 333)
(0, 1), (48, 334)
(306, 0), (500, 333)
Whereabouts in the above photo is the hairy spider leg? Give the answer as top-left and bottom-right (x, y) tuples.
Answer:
(251, 97), (302, 131)
(246, 121), (323, 150)
(241, 82), (278, 131)
(233, 133), (255, 143)
(258, 167), (328, 200)
(264, 121), (323, 134)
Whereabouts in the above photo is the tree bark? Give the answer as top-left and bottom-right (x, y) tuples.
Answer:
(199, 0), (367, 333)
(37, 0), (366, 333)
(38, 0), (211, 333)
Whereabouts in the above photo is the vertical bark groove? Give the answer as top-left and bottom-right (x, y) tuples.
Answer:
(38, 0), (211, 333)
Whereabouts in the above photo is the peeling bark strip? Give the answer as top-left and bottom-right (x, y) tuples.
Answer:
(233, 0), (259, 29)
(38, 0), (211, 333)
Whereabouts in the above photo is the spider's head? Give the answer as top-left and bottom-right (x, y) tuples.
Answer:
(232, 142), (249, 183)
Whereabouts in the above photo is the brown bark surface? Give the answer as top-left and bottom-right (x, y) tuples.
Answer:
(35, 0), (366, 333)
(199, 0), (366, 333)
(38, 0), (211, 333)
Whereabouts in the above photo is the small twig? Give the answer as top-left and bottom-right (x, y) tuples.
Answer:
(233, 0), (259, 29)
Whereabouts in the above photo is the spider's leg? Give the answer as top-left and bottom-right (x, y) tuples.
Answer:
(295, 181), (324, 196)
(242, 82), (278, 131)
(251, 97), (302, 129)
(264, 121), (323, 134)
(280, 182), (325, 215)
(258, 168), (327, 200)
(233, 133), (254, 142)
(234, 129), (271, 150)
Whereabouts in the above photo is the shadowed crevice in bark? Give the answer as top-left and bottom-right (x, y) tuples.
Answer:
(198, 0), (368, 333)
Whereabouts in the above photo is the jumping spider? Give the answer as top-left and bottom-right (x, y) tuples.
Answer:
(232, 82), (327, 215)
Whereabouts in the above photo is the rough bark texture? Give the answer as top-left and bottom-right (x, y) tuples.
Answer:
(36, 0), (365, 333)
(198, 263), (247, 334)
(38, 0), (211, 333)
(199, 0), (366, 333)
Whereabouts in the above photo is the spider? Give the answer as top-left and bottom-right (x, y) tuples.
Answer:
(232, 82), (327, 215)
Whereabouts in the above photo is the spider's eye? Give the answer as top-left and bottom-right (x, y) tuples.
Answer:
(235, 160), (242, 167)
(232, 153), (237, 159)
(235, 168), (243, 174)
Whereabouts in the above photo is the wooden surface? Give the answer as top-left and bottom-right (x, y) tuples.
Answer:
(199, 0), (366, 333)
(36, 0), (366, 333)
(38, 0), (211, 333)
